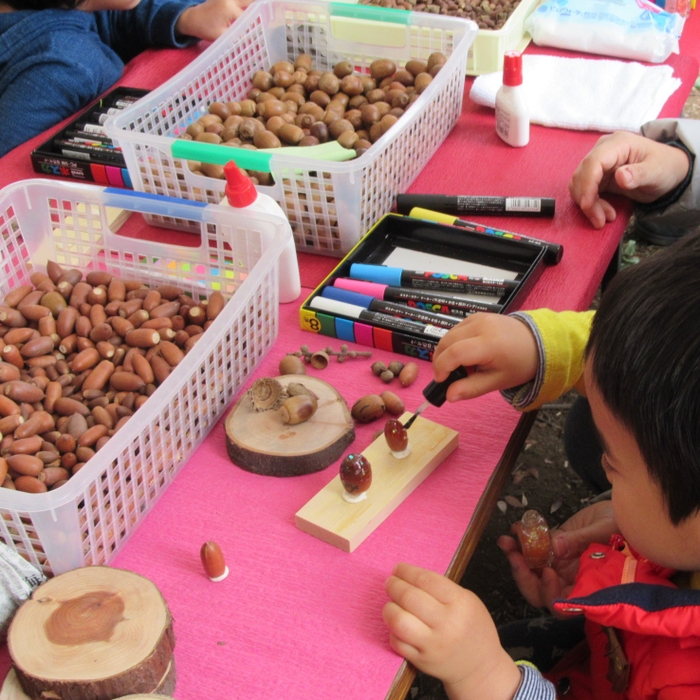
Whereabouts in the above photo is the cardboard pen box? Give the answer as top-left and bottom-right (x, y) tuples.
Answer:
(31, 86), (149, 188)
(299, 214), (551, 361)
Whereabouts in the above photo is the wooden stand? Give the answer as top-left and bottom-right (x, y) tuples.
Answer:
(295, 412), (458, 552)
(8, 567), (175, 700)
(225, 375), (355, 476)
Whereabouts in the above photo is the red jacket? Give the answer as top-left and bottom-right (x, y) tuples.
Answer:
(546, 536), (700, 700)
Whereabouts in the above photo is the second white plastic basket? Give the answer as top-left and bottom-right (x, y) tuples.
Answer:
(0, 179), (288, 576)
(106, 0), (478, 256)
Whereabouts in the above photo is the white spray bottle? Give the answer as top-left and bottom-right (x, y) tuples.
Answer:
(223, 162), (301, 303)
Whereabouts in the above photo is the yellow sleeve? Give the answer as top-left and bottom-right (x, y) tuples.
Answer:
(518, 309), (595, 410)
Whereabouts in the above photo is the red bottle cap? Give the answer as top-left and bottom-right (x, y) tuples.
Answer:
(224, 161), (257, 207)
(503, 51), (523, 87)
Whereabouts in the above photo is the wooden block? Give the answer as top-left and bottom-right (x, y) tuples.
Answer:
(295, 412), (459, 552)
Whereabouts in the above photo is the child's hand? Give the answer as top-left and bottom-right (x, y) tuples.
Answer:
(383, 563), (522, 700)
(569, 130), (691, 229)
(432, 313), (538, 404)
(176, 0), (253, 42)
(497, 500), (617, 613)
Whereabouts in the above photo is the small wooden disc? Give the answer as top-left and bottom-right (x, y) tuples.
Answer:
(8, 566), (175, 700)
(225, 374), (355, 476)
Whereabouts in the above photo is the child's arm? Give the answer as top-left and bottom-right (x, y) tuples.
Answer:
(383, 563), (553, 700)
(432, 310), (594, 410)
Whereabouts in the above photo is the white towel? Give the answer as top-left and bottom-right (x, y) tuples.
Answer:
(469, 55), (681, 133)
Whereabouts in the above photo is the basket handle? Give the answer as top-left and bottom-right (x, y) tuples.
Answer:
(329, 2), (411, 23)
(171, 140), (355, 172)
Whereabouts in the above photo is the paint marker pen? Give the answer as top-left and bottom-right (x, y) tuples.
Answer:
(322, 286), (460, 328)
(334, 278), (501, 315)
(349, 263), (518, 296)
(52, 140), (125, 163)
(396, 194), (555, 218)
(310, 296), (450, 340)
(408, 207), (564, 265)
(64, 130), (115, 145)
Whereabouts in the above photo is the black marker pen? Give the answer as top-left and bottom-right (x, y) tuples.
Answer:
(396, 194), (556, 218)
(310, 297), (450, 340)
(334, 278), (502, 315)
(53, 140), (125, 164)
(349, 263), (518, 297)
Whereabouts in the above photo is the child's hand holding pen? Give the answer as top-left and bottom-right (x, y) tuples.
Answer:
(176, 0), (254, 42)
(431, 313), (539, 404)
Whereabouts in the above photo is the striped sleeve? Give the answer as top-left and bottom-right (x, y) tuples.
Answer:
(513, 662), (557, 700)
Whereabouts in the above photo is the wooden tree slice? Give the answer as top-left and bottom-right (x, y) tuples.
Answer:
(225, 374), (355, 476)
(8, 566), (175, 700)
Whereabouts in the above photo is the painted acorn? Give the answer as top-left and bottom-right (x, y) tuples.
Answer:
(339, 453), (372, 503)
(384, 418), (411, 459)
(200, 540), (229, 581)
(514, 509), (553, 570)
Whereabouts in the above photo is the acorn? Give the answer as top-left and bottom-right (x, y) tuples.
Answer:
(339, 453), (372, 503)
(514, 510), (553, 570)
(279, 394), (317, 425)
(384, 418), (411, 458)
(200, 541), (229, 581)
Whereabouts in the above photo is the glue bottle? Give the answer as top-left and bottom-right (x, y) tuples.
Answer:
(223, 162), (301, 303)
(495, 51), (529, 148)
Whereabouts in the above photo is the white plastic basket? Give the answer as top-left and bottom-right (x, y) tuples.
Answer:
(0, 179), (288, 576)
(105, 0), (478, 256)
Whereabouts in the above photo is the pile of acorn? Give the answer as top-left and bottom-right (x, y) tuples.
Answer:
(180, 52), (448, 181)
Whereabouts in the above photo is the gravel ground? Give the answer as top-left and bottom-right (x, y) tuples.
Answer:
(406, 75), (700, 700)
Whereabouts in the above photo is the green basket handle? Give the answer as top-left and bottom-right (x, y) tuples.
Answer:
(329, 1), (411, 23)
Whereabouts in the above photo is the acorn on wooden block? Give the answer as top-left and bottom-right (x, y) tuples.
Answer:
(384, 418), (411, 459)
(339, 453), (372, 503)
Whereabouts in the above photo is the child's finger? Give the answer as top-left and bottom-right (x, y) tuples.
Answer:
(501, 549), (547, 608)
(390, 562), (462, 606)
(382, 601), (431, 650)
(385, 574), (444, 628)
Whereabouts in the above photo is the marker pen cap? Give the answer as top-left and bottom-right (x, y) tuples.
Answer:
(322, 286), (373, 309)
(310, 296), (363, 319)
(224, 162), (256, 207)
(334, 278), (387, 297)
(350, 263), (402, 286)
(423, 366), (470, 407)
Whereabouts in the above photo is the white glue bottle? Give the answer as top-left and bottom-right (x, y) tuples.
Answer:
(223, 162), (301, 303)
(495, 51), (529, 148)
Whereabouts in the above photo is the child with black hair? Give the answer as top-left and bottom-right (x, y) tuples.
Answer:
(383, 231), (700, 699)
(0, 0), (249, 156)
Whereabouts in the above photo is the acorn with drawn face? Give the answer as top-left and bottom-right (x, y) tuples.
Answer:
(339, 453), (372, 503)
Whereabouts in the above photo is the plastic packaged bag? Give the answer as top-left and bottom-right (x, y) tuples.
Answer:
(524, 0), (685, 64)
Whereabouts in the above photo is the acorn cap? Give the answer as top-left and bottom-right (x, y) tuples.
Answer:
(503, 51), (523, 87)
(224, 161), (257, 208)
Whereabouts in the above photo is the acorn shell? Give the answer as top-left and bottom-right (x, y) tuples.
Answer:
(248, 377), (287, 411)
(384, 418), (408, 453)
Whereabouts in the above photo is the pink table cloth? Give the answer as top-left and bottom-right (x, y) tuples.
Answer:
(0, 9), (698, 700)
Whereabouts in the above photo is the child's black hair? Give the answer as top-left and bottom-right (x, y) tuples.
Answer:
(3, 0), (82, 8)
(587, 231), (700, 525)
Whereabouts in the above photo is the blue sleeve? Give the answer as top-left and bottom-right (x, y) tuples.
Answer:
(0, 58), (111, 157)
(513, 663), (557, 700)
(94, 0), (202, 63)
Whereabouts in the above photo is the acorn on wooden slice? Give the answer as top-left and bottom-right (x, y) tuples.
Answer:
(339, 453), (372, 503)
